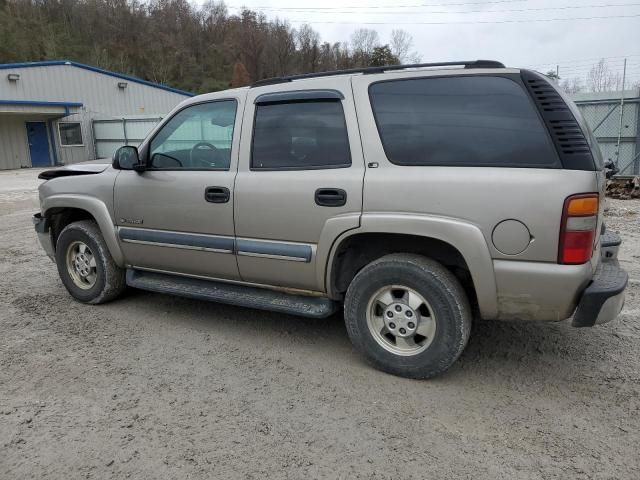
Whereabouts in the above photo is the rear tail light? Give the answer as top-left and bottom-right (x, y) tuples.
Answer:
(558, 193), (599, 264)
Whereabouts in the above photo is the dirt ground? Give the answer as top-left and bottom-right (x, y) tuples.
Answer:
(1, 168), (639, 480)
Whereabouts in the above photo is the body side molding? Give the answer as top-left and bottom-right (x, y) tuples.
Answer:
(118, 226), (314, 262)
(118, 227), (235, 253)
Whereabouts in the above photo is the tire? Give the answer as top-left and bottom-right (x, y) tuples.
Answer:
(344, 253), (472, 379)
(55, 220), (126, 304)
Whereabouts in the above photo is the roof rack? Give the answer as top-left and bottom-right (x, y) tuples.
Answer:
(251, 60), (505, 88)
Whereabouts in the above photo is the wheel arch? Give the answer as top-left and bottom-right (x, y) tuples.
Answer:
(42, 195), (124, 266)
(325, 214), (498, 319)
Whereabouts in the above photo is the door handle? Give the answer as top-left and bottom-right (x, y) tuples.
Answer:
(315, 188), (347, 207)
(204, 186), (230, 203)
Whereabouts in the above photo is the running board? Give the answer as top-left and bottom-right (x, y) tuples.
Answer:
(126, 269), (339, 318)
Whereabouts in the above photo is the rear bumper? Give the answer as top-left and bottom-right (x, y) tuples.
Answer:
(600, 229), (621, 261)
(33, 213), (55, 261)
(492, 229), (626, 323)
(572, 259), (627, 327)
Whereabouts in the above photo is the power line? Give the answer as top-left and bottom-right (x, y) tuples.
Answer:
(544, 63), (640, 73)
(228, 0), (528, 10)
(228, 3), (640, 15)
(532, 60), (635, 70)
(537, 63), (636, 72)
(528, 55), (640, 70)
(548, 66), (640, 72)
(528, 54), (640, 69)
(284, 13), (640, 24)
(546, 61), (640, 70)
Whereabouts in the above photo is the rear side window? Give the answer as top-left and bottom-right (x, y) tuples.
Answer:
(252, 100), (351, 170)
(369, 76), (559, 168)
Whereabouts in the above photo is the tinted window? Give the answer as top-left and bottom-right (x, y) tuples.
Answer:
(369, 76), (558, 167)
(149, 100), (236, 170)
(252, 100), (351, 170)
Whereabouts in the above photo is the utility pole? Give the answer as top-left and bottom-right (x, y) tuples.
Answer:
(556, 64), (559, 78)
(615, 58), (627, 168)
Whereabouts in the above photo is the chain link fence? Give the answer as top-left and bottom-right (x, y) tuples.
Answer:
(573, 90), (640, 175)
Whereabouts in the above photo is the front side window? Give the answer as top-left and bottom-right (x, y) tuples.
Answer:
(252, 100), (351, 170)
(149, 100), (237, 170)
(369, 76), (559, 168)
(59, 122), (83, 146)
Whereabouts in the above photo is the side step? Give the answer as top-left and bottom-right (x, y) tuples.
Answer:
(126, 269), (339, 319)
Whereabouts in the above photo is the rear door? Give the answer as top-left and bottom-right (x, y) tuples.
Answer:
(351, 70), (599, 265)
(234, 77), (365, 292)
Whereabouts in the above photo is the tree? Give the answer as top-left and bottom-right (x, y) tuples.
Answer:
(231, 61), (250, 87)
(587, 59), (621, 92)
(560, 77), (584, 94)
(369, 45), (399, 67)
(0, 0), (398, 92)
(390, 29), (421, 64)
(351, 28), (379, 67)
(545, 70), (560, 83)
(267, 19), (295, 77)
(296, 24), (320, 73)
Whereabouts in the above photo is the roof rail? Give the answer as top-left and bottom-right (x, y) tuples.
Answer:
(251, 60), (505, 88)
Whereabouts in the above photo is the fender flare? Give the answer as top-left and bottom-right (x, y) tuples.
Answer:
(324, 213), (498, 319)
(42, 194), (125, 267)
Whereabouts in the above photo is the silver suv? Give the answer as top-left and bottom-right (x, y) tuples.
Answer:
(33, 60), (628, 378)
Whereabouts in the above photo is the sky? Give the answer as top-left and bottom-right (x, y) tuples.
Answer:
(222, 0), (640, 86)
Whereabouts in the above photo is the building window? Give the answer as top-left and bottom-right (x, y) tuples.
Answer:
(58, 122), (83, 146)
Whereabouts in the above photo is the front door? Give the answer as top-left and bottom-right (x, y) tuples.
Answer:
(26, 122), (51, 167)
(234, 77), (365, 292)
(114, 98), (243, 280)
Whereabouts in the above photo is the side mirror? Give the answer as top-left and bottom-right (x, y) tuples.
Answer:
(113, 146), (144, 172)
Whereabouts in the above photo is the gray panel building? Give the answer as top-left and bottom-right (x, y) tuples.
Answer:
(0, 60), (192, 170)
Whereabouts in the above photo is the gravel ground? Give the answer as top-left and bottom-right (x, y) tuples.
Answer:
(1, 168), (639, 479)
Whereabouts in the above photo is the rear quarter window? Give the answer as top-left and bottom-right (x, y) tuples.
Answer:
(369, 76), (559, 168)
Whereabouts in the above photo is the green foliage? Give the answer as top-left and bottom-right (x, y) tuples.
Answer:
(370, 46), (399, 67)
(545, 70), (561, 83)
(0, 0), (413, 93)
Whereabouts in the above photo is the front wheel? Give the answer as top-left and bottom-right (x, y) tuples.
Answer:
(344, 253), (472, 379)
(55, 220), (126, 304)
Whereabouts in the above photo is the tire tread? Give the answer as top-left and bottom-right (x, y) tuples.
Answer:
(55, 220), (125, 304)
(344, 253), (472, 379)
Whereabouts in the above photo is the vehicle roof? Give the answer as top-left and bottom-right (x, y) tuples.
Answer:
(250, 60), (507, 88)
(180, 60), (521, 106)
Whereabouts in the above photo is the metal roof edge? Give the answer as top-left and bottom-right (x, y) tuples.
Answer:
(0, 99), (83, 107)
(0, 60), (194, 97)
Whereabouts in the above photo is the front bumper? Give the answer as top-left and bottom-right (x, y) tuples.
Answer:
(572, 259), (627, 327)
(33, 213), (55, 261)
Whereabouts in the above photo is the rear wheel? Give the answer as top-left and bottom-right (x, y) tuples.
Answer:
(55, 220), (125, 304)
(344, 253), (472, 379)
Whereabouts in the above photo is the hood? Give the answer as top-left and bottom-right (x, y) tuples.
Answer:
(38, 159), (111, 180)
